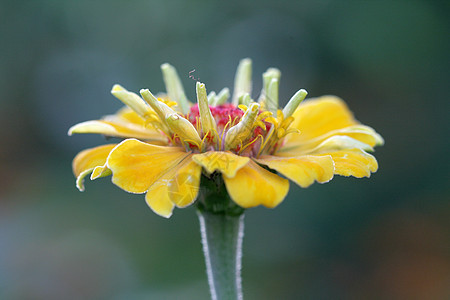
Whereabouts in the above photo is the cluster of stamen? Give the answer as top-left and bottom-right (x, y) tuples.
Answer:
(188, 103), (243, 130)
(184, 103), (271, 156)
(113, 59), (308, 158)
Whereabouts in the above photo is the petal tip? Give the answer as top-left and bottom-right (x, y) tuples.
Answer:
(160, 62), (170, 69)
(156, 210), (173, 218)
(111, 84), (124, 93)
(75, 175), (86, 192)
(145, 192), (175, 218)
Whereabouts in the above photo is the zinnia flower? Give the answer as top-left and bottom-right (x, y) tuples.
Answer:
(69, 59), (383, 218)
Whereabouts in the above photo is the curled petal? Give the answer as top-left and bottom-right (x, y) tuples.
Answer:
(145, 156), (202, 218)
(280, 125), (383, 155)
(72, 144), (117, 191)
(279, 135), (374, 157)
(68, 120), (166, 142)
(255, 155), (334, 188)
(332, 125), (384, 147)
(91, 165), (111, 180)
(145, 187), (176, 218)
(223, 160), (289, 208)
(107, 139), (189, 193)
(192, 151), (249, 178)
(319, 148), (378, 178)
(306, 135), (373, 154)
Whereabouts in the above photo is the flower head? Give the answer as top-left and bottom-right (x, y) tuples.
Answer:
(69, 59), (383, 217)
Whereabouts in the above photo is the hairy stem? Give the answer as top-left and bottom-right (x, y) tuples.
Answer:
(197, 209), (244, 300)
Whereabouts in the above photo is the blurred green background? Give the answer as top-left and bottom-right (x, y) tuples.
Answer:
(1, 0), (449, 299)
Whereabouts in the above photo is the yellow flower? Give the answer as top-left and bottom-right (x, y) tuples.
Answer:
(69, 59), (383, 218)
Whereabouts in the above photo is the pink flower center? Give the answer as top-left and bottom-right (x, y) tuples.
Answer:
(187, 103), (244, 132)
(185, 104), (269, 156)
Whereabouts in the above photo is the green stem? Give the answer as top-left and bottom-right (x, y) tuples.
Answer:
(197, 210), (244, 300)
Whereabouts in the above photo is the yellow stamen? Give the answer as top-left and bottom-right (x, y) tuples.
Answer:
(264, 116), (277, 126)
(258, 126), (275, 157)
(195, 116), (201, 133)
(277, 109), (284, 123)
(277, 128), (286, 139)
(211, 127), (221, 149)
(238, 104), (248, 112)
(183, 139), (202, 150)
(254, 120), (266, 131)
(258, 111), (272, 120)
(200, 132), (212, 150)
(239, 134), (263, 155)
(281, 116), (295, 129)
(220, 116), (233, 150)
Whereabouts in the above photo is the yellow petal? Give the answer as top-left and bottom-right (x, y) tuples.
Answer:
(280, 124), (383, 155)
(319, 149), (378, 178)
(192, 151), (249, 178)
(145, 186), (176, 218)
(285, 96), (357, 145)
(74, 170), (92, 192)
(107, 139), (189, 193)
(255, 155), (334, 188)
(167, 158), (202, 208)
(334, 125), (384, 147)
(145, 156), (202, 217)
(223, 160), (289, 208)
(72, 144), (117, 191)
(306, 136), (373, 154)
(91, 165), (111, 180)
(111, 106), (170, 134)
(68, 120), (166, 142)
(114, 106), (147, 126)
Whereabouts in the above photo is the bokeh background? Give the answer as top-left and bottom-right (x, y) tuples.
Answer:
(1, 0), (449, 299)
